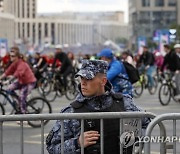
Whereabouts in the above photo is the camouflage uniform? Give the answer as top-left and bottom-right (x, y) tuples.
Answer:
(46, 60), (150, 154)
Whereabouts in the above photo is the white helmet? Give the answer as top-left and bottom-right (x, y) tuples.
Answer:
(174, 44), (180, 49)
(55, 44), (62, 49)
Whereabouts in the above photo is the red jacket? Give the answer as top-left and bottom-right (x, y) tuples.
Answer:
(5, 59), (36, 84)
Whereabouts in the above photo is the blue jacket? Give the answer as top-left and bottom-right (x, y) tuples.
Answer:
(46, 81), (150, 154)
(107, 58), (133, 96)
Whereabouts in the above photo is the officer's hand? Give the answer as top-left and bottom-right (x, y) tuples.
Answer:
(78, 131), (100, 148)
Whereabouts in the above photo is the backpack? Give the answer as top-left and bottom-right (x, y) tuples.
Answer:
(123, 61), (140, 84)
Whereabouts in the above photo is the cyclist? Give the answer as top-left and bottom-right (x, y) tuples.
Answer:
(174, 44), (180, 58)
(52, 45), (73, 91)
(97, 48), (133, 97)
(33, 52), (48, 81)
(161, 44), (180, 99)
(137, 45), (156, 89)
(0, 46), (36, 114)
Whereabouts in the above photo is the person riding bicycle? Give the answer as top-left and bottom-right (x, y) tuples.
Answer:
(52, 45), (73, 91)
(161, 44), (180, 99)
(137, 45), (156, 89)
(33, 51), (48, 81)
(97, 48), (133, 97)
(0, 46), (36, 114)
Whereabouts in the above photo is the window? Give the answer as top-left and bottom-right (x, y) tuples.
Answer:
(168, 0), (176, 6)
(142, 0), (150, 7)
(155, 0), (164, 6)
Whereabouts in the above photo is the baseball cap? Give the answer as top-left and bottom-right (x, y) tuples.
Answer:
(174, 44), (180, 49)
(97, 48), (113, 58)
(75, 60), (108, 80)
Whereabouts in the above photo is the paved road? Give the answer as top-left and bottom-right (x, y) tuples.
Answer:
(1, 87), (180, 154)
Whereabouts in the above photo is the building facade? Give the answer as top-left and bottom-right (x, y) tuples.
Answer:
(0, 13), (15, 46)
(0, 0), (129, 49)
(129, 0), (178, 43)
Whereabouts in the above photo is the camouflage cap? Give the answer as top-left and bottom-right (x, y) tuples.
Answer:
(75, 59), (108, 79)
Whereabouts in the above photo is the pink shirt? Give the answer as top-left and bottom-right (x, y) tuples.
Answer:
(5, 59), (36, 84)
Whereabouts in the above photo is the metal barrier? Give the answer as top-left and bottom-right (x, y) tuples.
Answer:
(144, 113), (180, 154)
(0, 112), (157, 154)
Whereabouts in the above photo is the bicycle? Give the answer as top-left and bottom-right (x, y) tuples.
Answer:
(133, 71), (158, 97)
(158, 72), (180, 106)
(38, 69), (78, 102)
(0, 82), (52, 127)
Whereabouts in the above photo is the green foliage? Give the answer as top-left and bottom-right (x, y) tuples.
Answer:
(115, 37), (128, 45)
(147, 39), (158, 49)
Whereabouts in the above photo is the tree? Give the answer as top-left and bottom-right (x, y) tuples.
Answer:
(115, 37), (128, 45)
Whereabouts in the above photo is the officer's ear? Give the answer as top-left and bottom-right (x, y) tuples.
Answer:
(101, 76), (107, 86)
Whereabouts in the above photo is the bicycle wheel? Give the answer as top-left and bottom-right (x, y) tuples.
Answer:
(43, 81), (57, 102)
(0, 92), (11, 115)
(158, 84), (171, 106)
(37, 77), (52, 96)
(133, 81), (143, 98)
(0, 103), (5, 115)
(26, 97), (52, 128)
(65, 80), (78, 100)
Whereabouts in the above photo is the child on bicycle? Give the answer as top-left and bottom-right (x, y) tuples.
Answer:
(0, 46), (37, 114)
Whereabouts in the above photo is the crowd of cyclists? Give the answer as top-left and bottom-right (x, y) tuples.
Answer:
(0, 42), (179, 114)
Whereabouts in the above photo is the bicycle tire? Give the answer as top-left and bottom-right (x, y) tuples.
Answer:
(26, 97), (52, 128)
(0, 91), (21, 115)
(37, 77), (52, 96)
(44, 80), (57, 102)
(133, 81), (143, 98)
(0, 102), (5, 115)
(158, 84), (171, 106)
(65, 80), (78, 100)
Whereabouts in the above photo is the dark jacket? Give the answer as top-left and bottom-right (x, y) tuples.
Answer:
(161, 50), (180, 72)
(46, 81), (150, 154)
(138, 51), (155, 66)
(53, 52), (72, 73)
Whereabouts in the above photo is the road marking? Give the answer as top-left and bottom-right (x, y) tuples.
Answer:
(3, 122), (31, 128)
(142, 106), (178, 110)
(24, 140), (42, 144)
(30, 133), (48, 138)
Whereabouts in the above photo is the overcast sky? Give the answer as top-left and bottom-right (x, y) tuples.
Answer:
(37, 0), (129, 23)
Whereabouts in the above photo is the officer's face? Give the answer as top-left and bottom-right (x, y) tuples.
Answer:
(80, 74), (106, 97)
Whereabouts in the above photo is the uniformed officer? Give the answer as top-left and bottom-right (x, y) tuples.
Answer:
(46, 59), (150, 154)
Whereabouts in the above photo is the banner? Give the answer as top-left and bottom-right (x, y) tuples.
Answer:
(0, 38), (8, 57)
(158, 30), (170, 56)
(137, 36), (146, 55)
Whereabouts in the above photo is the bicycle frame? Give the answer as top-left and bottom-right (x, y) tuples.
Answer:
(0, 84), (20, 113)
